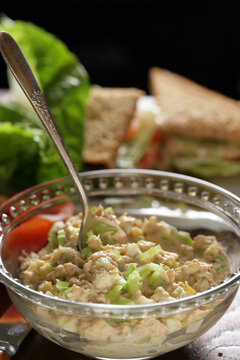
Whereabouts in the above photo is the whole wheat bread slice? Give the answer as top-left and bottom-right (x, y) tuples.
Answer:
(83, 87), (144, 167)
(149, 67), (240, 142)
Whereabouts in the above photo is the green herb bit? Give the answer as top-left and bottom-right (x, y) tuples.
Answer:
(112, 296), (134, 305)
(148, 264), (165, 289)
(94, 222), (118, 235)
(137, 245), (162, 262)
(124, 263), (137, 279)
(55, 280), (69, 294)
(137, 263), (159, 278)
(107, 285), (123, 302)
(81, 246), (93, 260)
(57, 229), (65, 246)
(124, 270), (142, 295)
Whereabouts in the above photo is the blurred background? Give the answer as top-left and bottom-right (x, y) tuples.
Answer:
(1, 0), (240, 98)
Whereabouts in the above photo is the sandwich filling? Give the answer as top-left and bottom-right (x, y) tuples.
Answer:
(117, 97), (240, 178)
(158, 136), (240, 177)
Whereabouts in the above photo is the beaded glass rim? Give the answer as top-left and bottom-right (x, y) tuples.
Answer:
(0, 169), (240, 316)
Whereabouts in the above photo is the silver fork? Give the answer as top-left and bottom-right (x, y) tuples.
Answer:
(0, 31), (126, 250)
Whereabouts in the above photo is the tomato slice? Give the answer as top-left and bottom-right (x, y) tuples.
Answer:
(0, 304), (26, 324)
(2, 201), (75, 262)
(137, 146), (160, 169)
(36, 201), (75, 222)
(124, 122), (138, 141)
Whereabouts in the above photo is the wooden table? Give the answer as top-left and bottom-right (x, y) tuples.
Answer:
(0, 284), (239, 360)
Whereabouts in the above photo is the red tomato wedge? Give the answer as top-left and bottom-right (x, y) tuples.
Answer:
(2, 201), (75, 262)
(0, 304), (26, 324)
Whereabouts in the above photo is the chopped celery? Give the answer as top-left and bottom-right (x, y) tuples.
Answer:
(107, 285), (123, 302)
(124, 270), (142, 295)
(176, 232), (193, 247)
(87, 230), (94, 238)
(102, 237), (116, 245)
(119, 276), (127, 286)
(148, 264), (165, 289)
(182, 236), (193, 246)
(137, 263), (158, 278)
(57, 229), (65, 246)
(45, 264), (52, 274)
(112, 296), (134, 305)
(108, 249), (120, 258)
(124, 263), (137, 279)
(55, 280), (69, 294)
(81, 246), (93, 260)
(81, 230), (93, 249)
(215, 254), (227, 268)
(94, 222), (118, 235)
(137, 245), (161, 262)
(90, 206), (97, 215)
(47, 221), (65, 249)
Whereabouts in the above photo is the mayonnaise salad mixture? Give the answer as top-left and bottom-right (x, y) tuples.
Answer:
(19, 205), (229, 305)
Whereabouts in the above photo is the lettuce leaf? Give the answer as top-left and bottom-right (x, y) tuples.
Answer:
(165, 137), (240, 177)
(0, 15), (89, 191)
(0, 121), (41, 193)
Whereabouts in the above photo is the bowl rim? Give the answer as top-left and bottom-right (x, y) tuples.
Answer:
(0, 168), (240, 314)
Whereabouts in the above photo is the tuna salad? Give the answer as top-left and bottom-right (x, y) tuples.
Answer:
(19, 205), (229, 305)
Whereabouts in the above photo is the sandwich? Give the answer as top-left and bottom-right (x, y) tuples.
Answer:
(82, 87), (144, 168)
(117, 67), (240, 179)
(148, 67), (240, 178)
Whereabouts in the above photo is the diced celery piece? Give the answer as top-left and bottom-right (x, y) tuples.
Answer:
(47, 221), (65, 249)
(182, 236), (193, 246)
(148, 264), (165, 289)
(137, 263), (158, 278)
(176, 232), (193, 247)
(137, 245), (161, 262)
(108, 249), (120, 258)
(87, 230), (94, 238)
(124, 270), (142, 295)
(91, 206), (97, 215)
(119, 276), (127, 286)
(107, 285), (123, 302)
(102, 237), (116, 245)
(57, 229), (65, 246)
(81, 246), (93, 260)
(94, 222), (118, 235)
(112, 296), (134, 305)
(45, 264), (52, 274)
(55, 280), (69, 294)
(215, 254), (227, 268)
(124, 263), (137, 279)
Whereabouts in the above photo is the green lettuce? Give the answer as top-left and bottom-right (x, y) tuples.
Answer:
(0, 15), (89, 192)
(174, 157), (240, 177)
(0, 120), (41, 193)
(166, 137), (240, 178)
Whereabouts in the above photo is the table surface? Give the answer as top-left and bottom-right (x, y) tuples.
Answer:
(0, 284), (239, 360)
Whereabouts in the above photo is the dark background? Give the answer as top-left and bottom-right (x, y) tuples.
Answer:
(1, 0), (240, 98)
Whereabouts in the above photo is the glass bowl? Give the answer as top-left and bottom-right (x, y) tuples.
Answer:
(0, 169), (240, 359)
